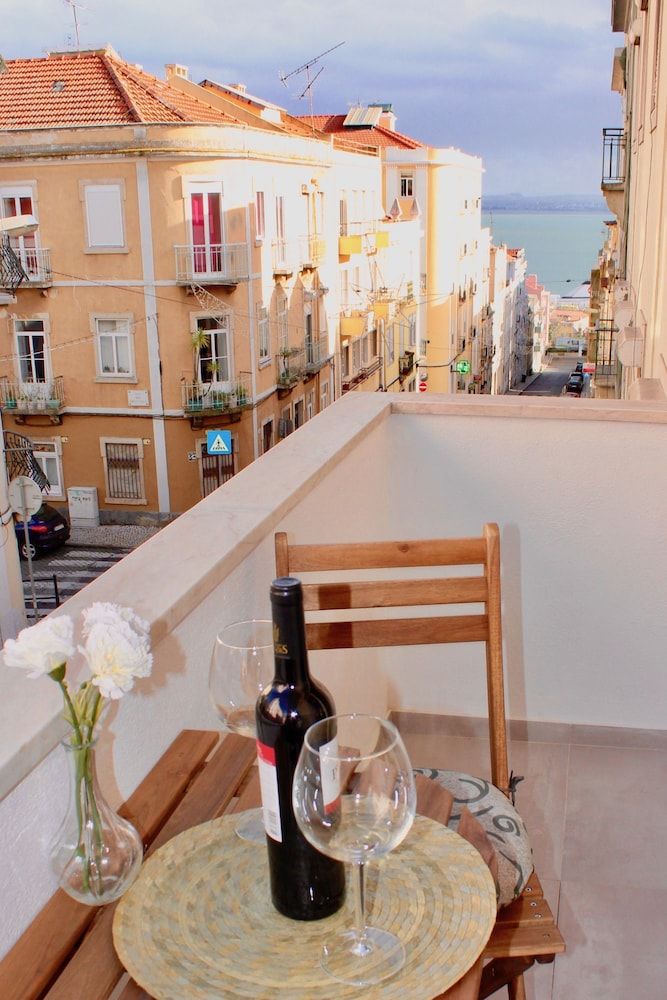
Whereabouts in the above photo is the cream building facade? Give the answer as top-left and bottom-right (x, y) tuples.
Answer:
(0, 50), (417, 521)
(600, 0), (667, 400)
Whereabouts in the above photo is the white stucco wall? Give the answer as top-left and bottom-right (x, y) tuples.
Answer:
(1, 392), (667, 956)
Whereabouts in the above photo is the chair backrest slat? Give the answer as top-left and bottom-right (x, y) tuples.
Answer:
(302, 576), (488, 611)
(305, 615), (489, 650)
(274, 524), (510, 794)
(286, 537), (488, 573)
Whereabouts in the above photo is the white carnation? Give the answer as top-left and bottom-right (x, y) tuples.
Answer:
(82, 602), (150, 639)
(2, 616), (75, 678)
(81, 620), (152, 700)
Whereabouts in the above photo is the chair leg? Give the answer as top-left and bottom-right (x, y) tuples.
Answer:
(508, 974), (527, 1000)
(480, 957), (533, 998)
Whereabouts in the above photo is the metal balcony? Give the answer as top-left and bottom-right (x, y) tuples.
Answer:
(601, 128), (625, 186)
(181, 374), (252, 426)
(174, 244), (249, 284)
(1, 376), (65, 423)
(15, 247), (52, 287)
(0, 238), (26, 294)
(298, 235), (326, 269)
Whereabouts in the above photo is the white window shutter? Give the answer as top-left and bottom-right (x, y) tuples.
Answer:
(86, 185), (124, 247)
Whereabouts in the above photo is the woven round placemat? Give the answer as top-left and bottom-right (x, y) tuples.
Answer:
(113, 814), (496, 1000)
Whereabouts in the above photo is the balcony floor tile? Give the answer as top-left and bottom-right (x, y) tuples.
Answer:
(553, 880), (667, 1000)
(561, 744), (667, 891)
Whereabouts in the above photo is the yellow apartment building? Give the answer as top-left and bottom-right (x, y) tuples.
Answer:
(303, 107), (499, 396)
(0, 48), (414, 521)
(600, 0), (667, 400)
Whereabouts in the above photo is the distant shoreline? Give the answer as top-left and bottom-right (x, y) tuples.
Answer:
(483, 207), (607, 214)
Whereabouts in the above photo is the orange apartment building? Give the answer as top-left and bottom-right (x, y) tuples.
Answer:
(0, 49), (418, 521)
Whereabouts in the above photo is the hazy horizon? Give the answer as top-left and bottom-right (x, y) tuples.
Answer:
(2, 0), (621, 194)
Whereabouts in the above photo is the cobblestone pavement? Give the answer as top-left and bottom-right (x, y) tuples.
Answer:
(68, 524), (160, 548)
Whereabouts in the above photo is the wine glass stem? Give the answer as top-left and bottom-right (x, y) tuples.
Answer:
(352, 861), (371, 957)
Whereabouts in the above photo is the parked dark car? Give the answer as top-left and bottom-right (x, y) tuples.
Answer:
(564, 377), (584, 397)
(13, 503), (70, 559)
(574, 362), (584, 373)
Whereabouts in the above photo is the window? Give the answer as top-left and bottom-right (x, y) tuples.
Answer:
(83, 183), (125, 250)
(1, 187), (40, 275)
(200, 437), (235, 497)
(31, 438), (63, 498)
(408, 314), (416, 347)
(341, 344), (350, 378)
(195, 315), (230, 383)
(387, 323), (395, 364)
(255, 191), (265, 241)
(277, 293), (288, 352)
(306, 390), (314, 420)
(262, 419), (273, 454)
(320, 380), (330, 410)
(340, 270), (350, 314)
(101, 438), (146, 504)
(95, 317), (134, 378)
(294, 398), (304, 429)
(190, 185), (223, 273)
(352, 338), (361, 372)
(339, 195), (348, 236)
(275, 195), (286, 242)
(257, 305), (270, 364)
(15, 319), (47, 382)
(400, 174), (414, 197)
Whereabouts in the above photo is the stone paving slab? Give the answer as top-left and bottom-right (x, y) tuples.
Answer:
(67, 524), (160, 549)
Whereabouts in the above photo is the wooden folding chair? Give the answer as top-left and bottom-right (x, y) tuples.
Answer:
(275, 523), (564, 999)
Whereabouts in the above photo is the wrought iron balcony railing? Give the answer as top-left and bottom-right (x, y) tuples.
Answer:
(181, 374), (252, 414)
(0, 237), (25, 293)
(174, 244), (249, 284)
(1, 376), (65, 415)
(15, 247), (52, 286)
(602, 128), (625, 186)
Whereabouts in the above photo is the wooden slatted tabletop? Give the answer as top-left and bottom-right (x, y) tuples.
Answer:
(0, 730), (563, 1000)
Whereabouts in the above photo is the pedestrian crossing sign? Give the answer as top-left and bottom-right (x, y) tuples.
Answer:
(206, 430), (232, 455)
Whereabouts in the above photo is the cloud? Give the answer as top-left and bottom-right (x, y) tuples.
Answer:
(1, 0), (619, 193)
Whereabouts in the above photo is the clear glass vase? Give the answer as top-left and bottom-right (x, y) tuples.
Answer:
(50, 739), (143, 905)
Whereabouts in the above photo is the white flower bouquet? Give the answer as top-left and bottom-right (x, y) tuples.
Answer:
(2, 603), (153, 903)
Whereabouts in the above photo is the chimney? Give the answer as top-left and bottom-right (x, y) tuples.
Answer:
(165, 63), (189, 80)
(369, 102), (396, 132)
(227, 83), (247, 94)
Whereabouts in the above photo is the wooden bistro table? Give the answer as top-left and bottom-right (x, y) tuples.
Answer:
(0, 730), (561, 1000)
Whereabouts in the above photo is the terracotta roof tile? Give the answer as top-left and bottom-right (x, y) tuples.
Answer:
(301, 114), (423, 149)
(0, 49), (240, 130)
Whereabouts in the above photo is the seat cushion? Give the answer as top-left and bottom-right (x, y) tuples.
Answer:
(414, 768), (533, 907)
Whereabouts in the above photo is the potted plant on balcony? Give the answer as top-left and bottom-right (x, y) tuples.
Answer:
(17, 393), (29, 413)
(235, 381), (248, 406)
(5, 389), (17, 410)
(47, 395), (60, 411)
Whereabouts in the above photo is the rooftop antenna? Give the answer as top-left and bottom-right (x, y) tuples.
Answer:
(63, 0), (85, 50)
(279, 41), (345, 132)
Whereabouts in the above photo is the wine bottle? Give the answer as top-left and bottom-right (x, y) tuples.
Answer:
(256, 576), (345, 921)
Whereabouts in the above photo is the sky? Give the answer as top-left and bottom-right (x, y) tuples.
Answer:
(2, 0), (622, 195)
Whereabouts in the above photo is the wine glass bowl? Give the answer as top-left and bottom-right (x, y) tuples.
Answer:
(208, 620), (273, 841)
(293, 714), (416, 985)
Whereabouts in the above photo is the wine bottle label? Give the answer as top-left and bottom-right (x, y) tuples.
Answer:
(257, 740), (282, 842)
(319, 736), (341, 815)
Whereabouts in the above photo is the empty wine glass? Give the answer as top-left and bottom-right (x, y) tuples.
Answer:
(209, 619), (273, 842)
(292, 714), (416, 985)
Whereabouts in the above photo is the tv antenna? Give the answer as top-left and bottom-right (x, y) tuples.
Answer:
(63, 0), (86, 50)
(279, 42), (345, 131)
